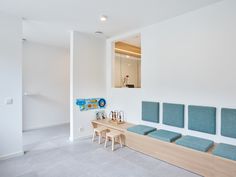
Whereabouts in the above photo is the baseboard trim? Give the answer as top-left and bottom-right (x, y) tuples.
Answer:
(69, 135), (92, 142)
(0, 151), (24, 161)
(23, 122), (69, 132)
(69, 136), (76, 142)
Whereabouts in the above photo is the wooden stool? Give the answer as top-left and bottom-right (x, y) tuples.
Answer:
(92, 126), (107, 144)
(104, 130), (123, 151)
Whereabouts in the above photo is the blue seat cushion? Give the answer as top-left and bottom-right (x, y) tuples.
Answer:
(127, 125), (156, 135)
(213, 143), (236, 161)
(148, 129), (181, 142)
(175, 135), (214, 152)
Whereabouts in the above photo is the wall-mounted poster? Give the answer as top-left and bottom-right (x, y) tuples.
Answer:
(76, 98), (106, 111)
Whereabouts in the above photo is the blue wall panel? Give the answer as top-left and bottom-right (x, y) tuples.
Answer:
(142, 101), (159, 123)
(188, 105), (216, 134)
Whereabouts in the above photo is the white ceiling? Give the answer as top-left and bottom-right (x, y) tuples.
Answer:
(0, 0), (222, 48)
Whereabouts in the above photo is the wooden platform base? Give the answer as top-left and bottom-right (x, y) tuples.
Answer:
(125, 131), (236, 177)
(91, 120), (236, 177)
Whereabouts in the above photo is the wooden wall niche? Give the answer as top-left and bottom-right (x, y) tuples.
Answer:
(115, 42), (141, 58)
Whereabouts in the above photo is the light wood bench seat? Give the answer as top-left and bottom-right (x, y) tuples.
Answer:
(92, 119), (236, 177)
(125, 130), (236, 177)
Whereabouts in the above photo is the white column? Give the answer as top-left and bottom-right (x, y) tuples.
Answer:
(69, 31), (106, 141)
(69, 31), (80, 141)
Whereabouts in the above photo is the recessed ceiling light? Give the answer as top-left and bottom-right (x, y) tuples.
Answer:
(95, 31), (103, 35)
(100, 15), (108, 22)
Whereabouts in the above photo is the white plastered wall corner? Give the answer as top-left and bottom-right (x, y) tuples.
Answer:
(0, 14), (23, 160)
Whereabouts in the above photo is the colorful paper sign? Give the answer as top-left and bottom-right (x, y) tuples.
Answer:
(76, 98), (106, 111)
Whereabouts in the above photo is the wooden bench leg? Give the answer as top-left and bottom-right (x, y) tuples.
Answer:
(98, 132), (101, 144)
(112, 137), (115, 151)
(119, 135), (122, 148)
(92, 130), (96, 142)
(104, 135), (108, 148)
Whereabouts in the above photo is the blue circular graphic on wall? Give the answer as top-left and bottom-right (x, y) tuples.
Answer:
(98, 98), (106, 108)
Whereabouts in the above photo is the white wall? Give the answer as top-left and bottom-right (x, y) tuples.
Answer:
(0, 14), (23, 159)
(70, 32), (106, 140)
(22, 41), (70, 130)
(107, 0), (236, 145)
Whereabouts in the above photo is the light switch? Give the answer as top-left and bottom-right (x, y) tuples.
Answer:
(5, 98), (13, 105)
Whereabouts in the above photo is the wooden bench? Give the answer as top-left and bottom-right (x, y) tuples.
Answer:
(125, 130), (236, 177)
(91, 120), (236, 177)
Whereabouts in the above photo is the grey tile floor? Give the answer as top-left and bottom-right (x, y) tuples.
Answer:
(23, 124), (70, 147)
(0, 124), (201, 177)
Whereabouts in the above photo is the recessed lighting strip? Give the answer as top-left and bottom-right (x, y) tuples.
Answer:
(115, 48), (141, 56)
(115, 53), (141, 60)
